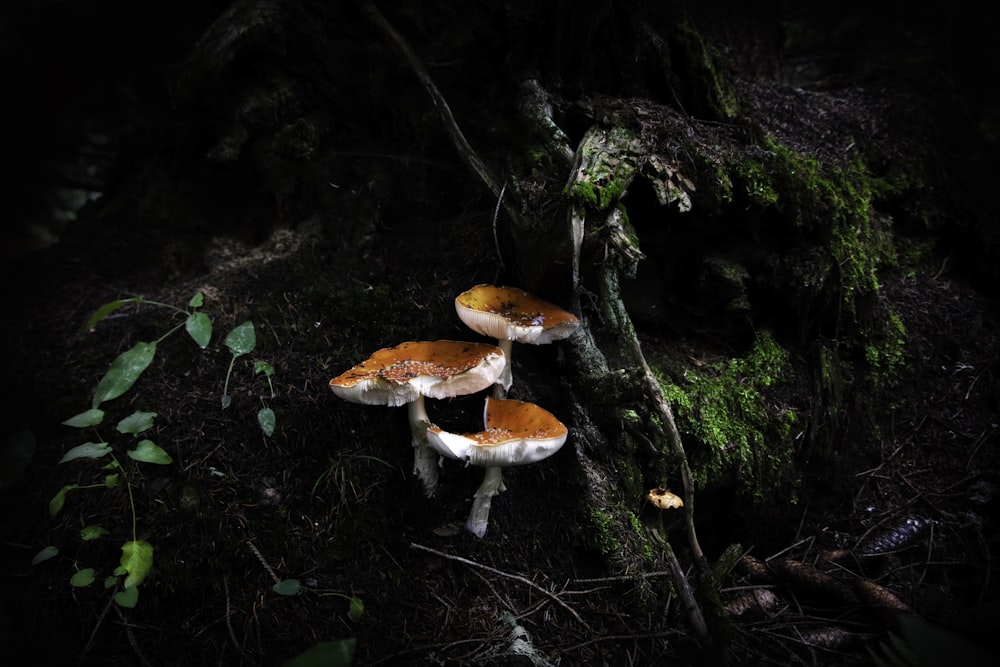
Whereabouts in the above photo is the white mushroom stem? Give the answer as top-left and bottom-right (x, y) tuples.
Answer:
(466, 465), (507, 538)
(408, 397), (438, 497)
(495, 338), (514, 394)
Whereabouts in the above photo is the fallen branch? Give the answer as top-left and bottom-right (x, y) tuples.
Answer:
(409, 542), (589, 628)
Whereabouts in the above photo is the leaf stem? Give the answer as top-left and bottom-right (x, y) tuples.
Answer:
(155, 321), (187, 345)
(111, 454), (139, 542)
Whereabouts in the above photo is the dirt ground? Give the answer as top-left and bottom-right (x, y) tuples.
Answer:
(2, 3), (1000, 665)
(1, 178), (998, 665)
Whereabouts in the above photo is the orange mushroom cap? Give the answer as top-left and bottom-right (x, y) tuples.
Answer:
(646, 487), (684, 510)
(329, 340), (506, 407)
(426, 396), (568, 467)
(455, 285), (580, 345)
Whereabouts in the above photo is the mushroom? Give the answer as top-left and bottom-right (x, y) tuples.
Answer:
(329, 340), (506, 497)
(646, 487), (684, 510)
(454, 285), (580, 393)
(425, 396), (568, 538)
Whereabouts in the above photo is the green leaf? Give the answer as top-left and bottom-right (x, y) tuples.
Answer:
(49, 484), (78, 517)
(115, 585), (139, 608)
(70, 568), (96, 587)
(92, 341), (157, 408)
(62, 409), (105, 429)
(258, 407), (276, 437)
(254, 360), (274, 377)
(224, 321), (256, 357)
(116, 411), (157, 435)
(81, 526), (109, 541)
(188, 292), (204, 309)
(282, 639), (356, 667)
(120, 540), (154, 589)
(83, 297), (142, 332)
(186, 311), (212, 349)
(127, 440), (173, 465)
(347, 596), (364, 622)
(31, 546), (59, 565)
(104, 575), (120, 589)
(104, 473), (120, 488)
(272, 579), (302, 596)
(221, 394), (232, 409)
(58, 442), (111, 463)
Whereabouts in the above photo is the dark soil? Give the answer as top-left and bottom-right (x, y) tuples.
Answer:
(2, 2), (999, 666)
(2, 172), (998, 666)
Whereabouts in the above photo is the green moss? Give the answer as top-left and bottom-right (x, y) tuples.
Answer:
(734, 159), (779, 207)
(657, 330), (797, 499)
(566, 126), (642, 210)
(587, 507), (623, 556)
(865, 307), (906, 374)
(628, 511), (657, 564)
(727, 135), (908, 386)
(675, 20), (740, 120)
(760, 138), (898, 320)
(569, 179), (599, 207)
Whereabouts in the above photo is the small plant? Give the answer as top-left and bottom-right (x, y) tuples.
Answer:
(45, 408), (170, 608)
(221, 320), (277, 435)
(34, 292), (278, 607)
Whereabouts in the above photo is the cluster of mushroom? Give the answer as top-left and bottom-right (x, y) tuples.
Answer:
(329, 285), (580, 538)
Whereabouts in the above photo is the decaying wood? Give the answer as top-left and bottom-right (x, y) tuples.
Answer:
(566, 125), (706, 572)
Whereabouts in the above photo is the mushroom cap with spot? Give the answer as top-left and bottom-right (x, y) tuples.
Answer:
(329, 340), (506, 407)
(646, 487), (684, 509)
(455, 285), (580, 345)
(425, 396), (568, 467)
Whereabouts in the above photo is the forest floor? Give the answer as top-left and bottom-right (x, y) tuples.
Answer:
(1, 187), (998, 666)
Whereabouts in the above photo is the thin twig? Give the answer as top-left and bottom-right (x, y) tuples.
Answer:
(492, 180), (507, 282)
(223, 575), (251, 663)
(573, 571), (673, 584)
(596, 258), (705, 566)
(363, 1), (519, 226)
(410, 542), (589, 628)
(247, 540), (280, 584)
(562, 630), (679, 655)
(79, 590), (116, 666)
(113, 604), (153, 667)
(661, 533), (710, 646)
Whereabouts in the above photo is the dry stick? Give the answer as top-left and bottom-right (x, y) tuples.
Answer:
(410, 542), (589, 628)
(596, 263), (710, 648)
(223, 575), (250, 662)
(662, 536), (710, 644)
(597, 263), (705, 566)
(573, 571), (673, 584)
(113, 604), (154, 667)
(562, 630), (678, 656)
(363, 0), (519, 227)
(491, 180), (508, 283)
(247, 540), (281, 584)
(79, 591), (116, 666)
